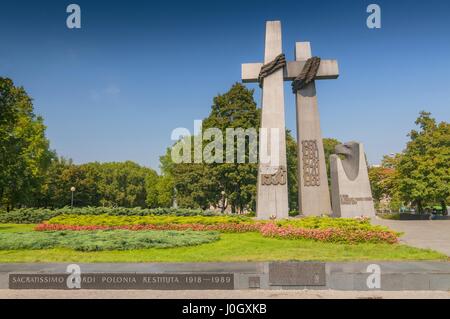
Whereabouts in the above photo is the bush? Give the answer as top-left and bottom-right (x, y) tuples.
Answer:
(0, 207), (222, 224)
(260, 223), (398, 244)
(276, 216), (389, 232)
(45, 214), (253, 226)
(377, 213), (401, 220)
(0, 230), (219, 251)
(289, 210), (299, 217)
(0, 208), (61, 224)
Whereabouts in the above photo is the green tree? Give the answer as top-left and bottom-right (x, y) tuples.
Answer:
(155, 175), (175, 207)
(94, 161), (153, 208)
(202, 83), (260, 213)
(171, 160), (213, 209)
(0, 77), (54, 209)
(37, 159), (100, 207)
(37, 159), (158, 208)
(38, 157), (75, 207)
(368, 155), (402, 211)
(162, 83), (306, 213)
(163, 83), (260, 212)
(396, 112), (450, 213)
(145, 171), (173, 208)
(322, 138), (341, 187)
(147, 149), (177, 208)
(286, 131), (298, 211)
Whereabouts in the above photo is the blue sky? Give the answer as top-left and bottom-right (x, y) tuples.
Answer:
(1, 0), (449, 171)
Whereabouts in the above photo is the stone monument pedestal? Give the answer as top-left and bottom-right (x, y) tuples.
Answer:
(330, 142), (376, 218)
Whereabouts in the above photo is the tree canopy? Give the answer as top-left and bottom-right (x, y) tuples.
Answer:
(0, 77), (54, 210)
(37, 159), (158, 208)
(396, 111), (450, 212)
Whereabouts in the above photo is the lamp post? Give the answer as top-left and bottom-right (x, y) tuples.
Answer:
(70, 186), (76, 208)
(220, 191), (226, 214)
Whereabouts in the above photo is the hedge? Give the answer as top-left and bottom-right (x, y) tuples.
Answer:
(45, 214), (253, 226)
(0, 207), (221, 224)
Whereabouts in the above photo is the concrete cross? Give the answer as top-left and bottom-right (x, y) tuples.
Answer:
(293, 42), (338, 216)
(241, 21), (289, 219)
(242, 21), (339, 218)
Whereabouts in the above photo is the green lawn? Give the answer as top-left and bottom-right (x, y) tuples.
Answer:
(0, 224), (36, 233)
(0, 224), (445, 262)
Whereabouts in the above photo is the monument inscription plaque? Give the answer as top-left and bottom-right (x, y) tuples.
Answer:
(268, 262), (326, 286)
(301, 139), (320, 187)
(260, 166), (287, 186)
(9, 273), (234, 290)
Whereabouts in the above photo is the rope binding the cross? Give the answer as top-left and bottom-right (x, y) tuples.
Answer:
(257, 53), (322, 92)
(257, 53), (286, 88)
(291, 56), (321, 93)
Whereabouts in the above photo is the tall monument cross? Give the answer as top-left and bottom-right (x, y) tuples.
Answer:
(241, 21), (339, 218)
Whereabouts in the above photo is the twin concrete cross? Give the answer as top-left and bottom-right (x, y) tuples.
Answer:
(241, 21), (339, 219)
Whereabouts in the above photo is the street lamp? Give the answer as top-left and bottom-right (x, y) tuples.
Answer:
(220, 191), (226, 213)
(70, 186), (76, 208)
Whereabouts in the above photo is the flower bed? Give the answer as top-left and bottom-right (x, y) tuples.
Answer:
(275, 216), (380, 230)
(35, 215), (400, 244)
(35, 222), (262, 233)
(259, 223), (398, 244)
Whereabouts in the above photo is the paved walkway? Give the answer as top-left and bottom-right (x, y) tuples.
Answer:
(373, 218), (450, 256)
(0, 289), (448, 299)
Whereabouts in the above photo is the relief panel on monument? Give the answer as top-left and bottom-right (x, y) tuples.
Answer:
(340, 194), (373, 205)
(260, 166), (287, 186)
(301, 140), (320, 187)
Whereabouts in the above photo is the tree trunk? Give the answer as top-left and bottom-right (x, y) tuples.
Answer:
(441, 200), (447, 215)
(417, 200), (423, 214)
